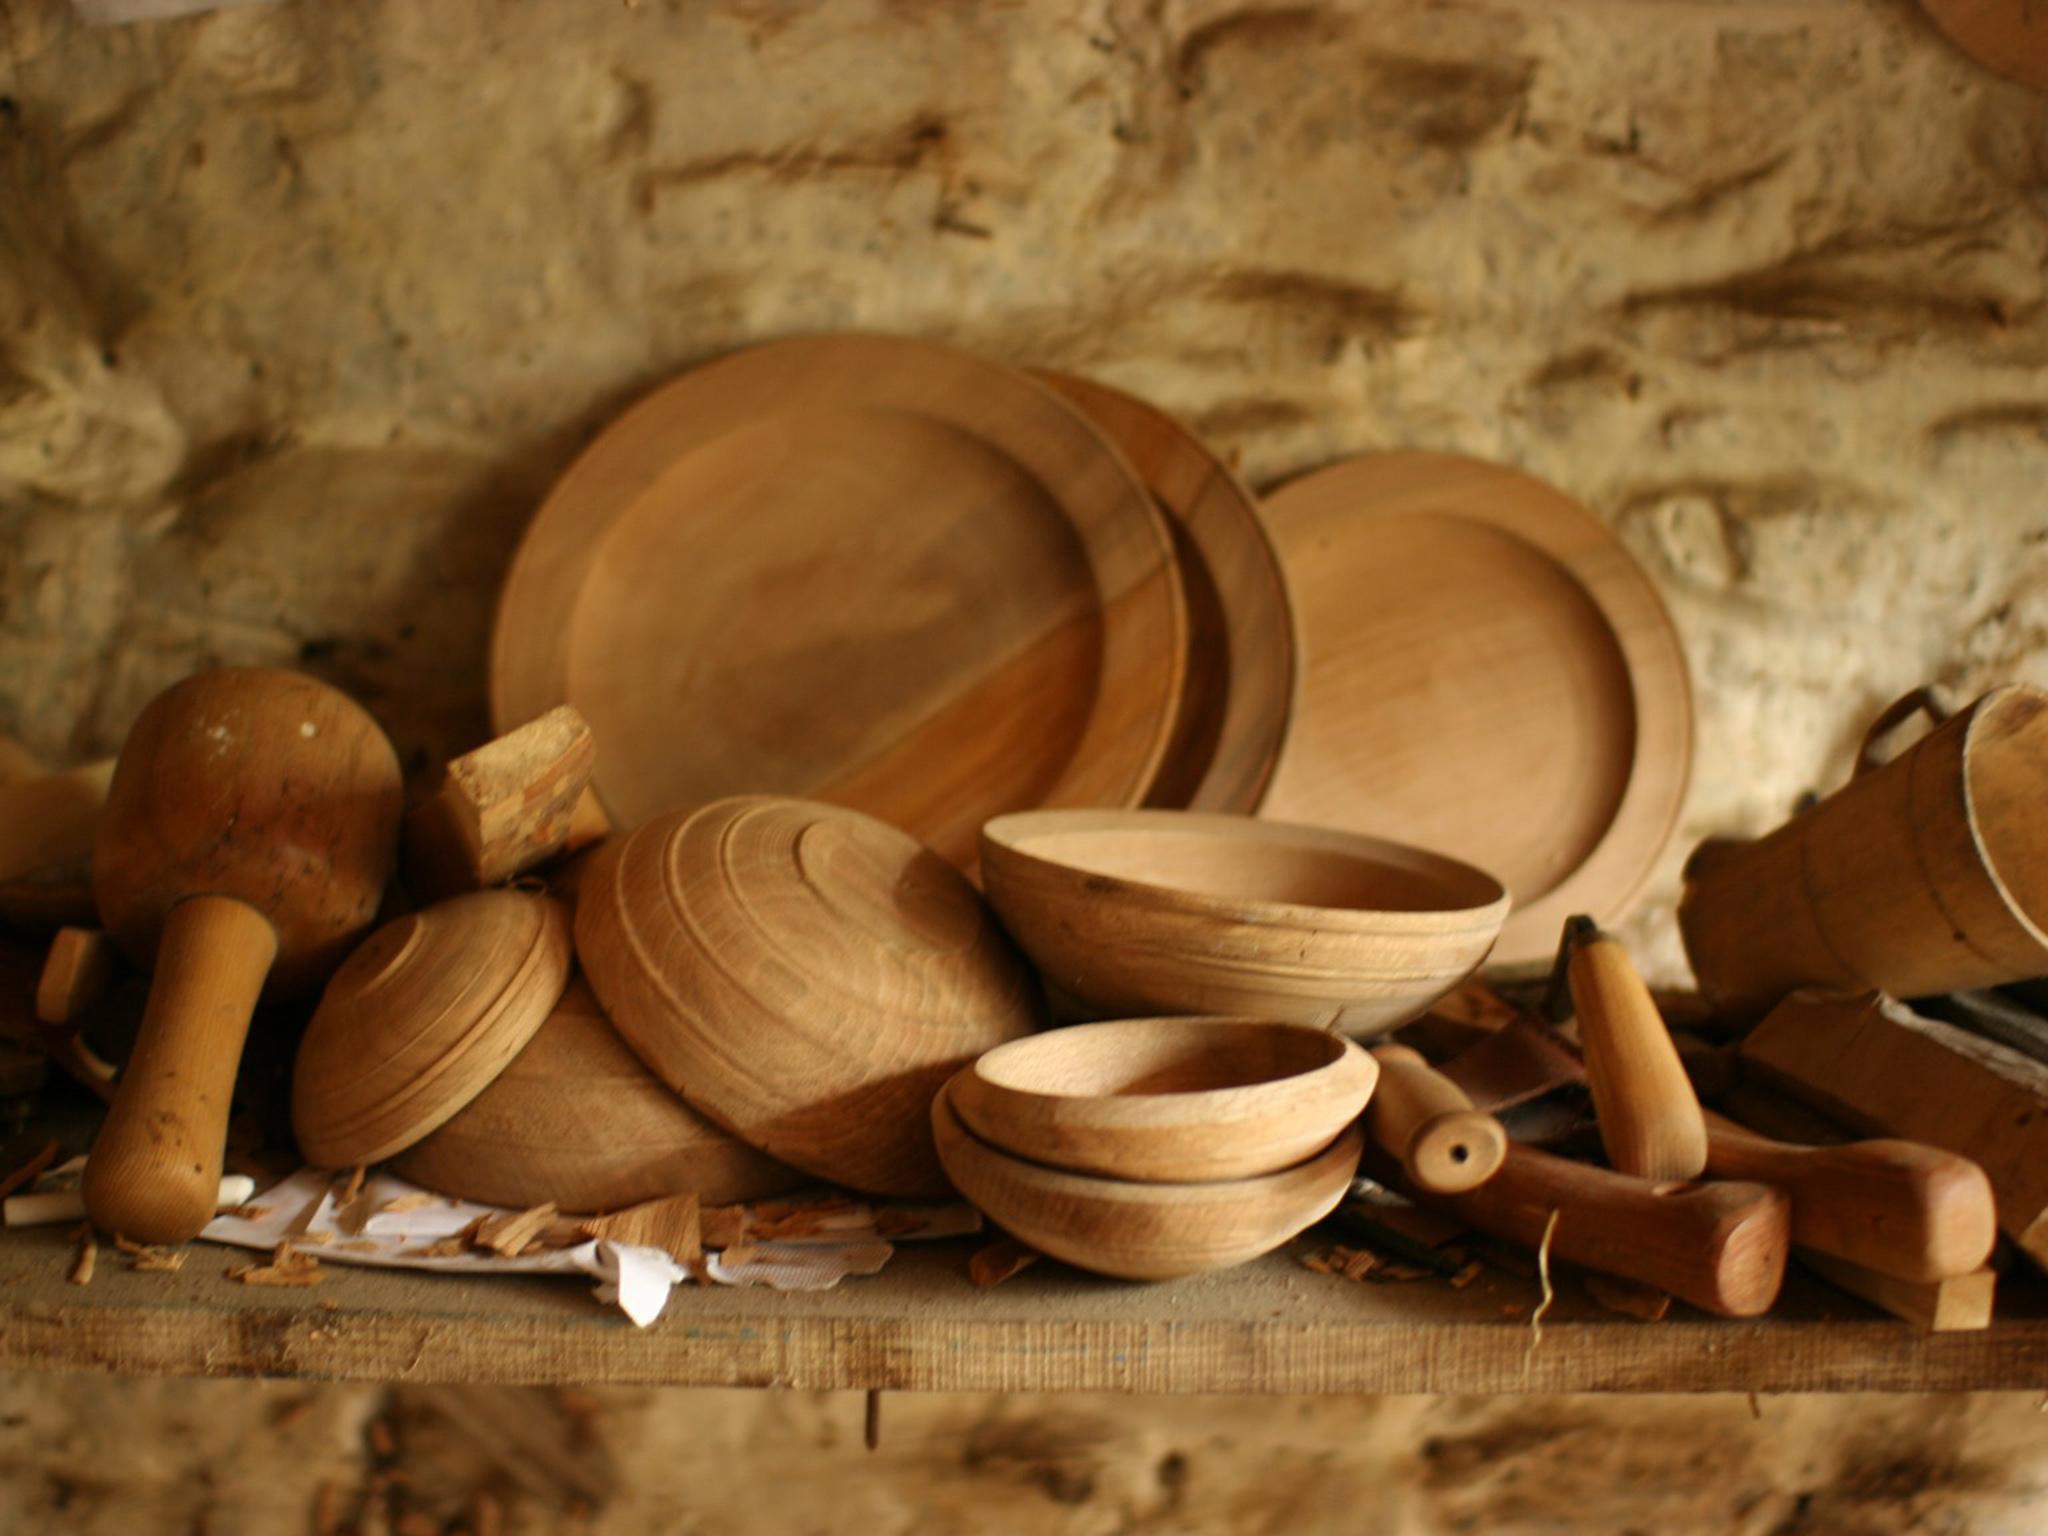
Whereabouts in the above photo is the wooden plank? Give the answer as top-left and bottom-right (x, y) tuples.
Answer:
(1796, 1251), (1996, 1333)
(1, 1223), (2045, 1394)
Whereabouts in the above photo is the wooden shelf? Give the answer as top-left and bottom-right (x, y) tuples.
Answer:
(4, 1221), (2047, 1394)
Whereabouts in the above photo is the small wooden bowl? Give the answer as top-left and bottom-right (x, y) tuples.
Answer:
(293, 888), (573, 1168)
(949, 1018), (1377, 1182)
(979, 809), (1510, 1035)
(393, 976), (805, 1212)
(933, 1082), (1362, 1280)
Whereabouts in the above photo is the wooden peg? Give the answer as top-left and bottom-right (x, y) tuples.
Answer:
(402, 705), (599, 901)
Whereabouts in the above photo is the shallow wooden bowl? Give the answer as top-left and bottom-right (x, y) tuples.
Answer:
(577, 796), (1045, 1196)
(979, 809), (1509, 1036)
(393, 976), (805, 1212)
(950, 1018), (1377, 1182)
(293, 888), (573, 1168)
(932, 1082), (1363, 1280)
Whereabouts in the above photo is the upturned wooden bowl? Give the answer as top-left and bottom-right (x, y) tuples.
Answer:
(577, 796), (1045, 1196)
(979, 809), (1510, 1035)
(393, 976), (805, 1212)
(950, 1018), (1377, 1182)
(292, 889), (574, 1168)
(933, 1082), (1363, 1280)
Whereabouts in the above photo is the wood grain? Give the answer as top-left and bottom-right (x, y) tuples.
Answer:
(403, 705), (597, 900)
(492, 335), (1186, 869)
(1568, 921), (1707, 1181)
(980, 808), (1508, 1034)
(1258, 451), (1691, 965)
(576, 796), (1043, 1196)
(933, 1083), (1362, 1281)
(1740, 989), (2048, 1269)
(86, 668), (403, 1243)
(292, 889), (574, 1168)
(1796, 1250), (1996, 1332)
(1365, 1043), (1508, 1194)
(1680, 685), (2048, 1017)
(1036, 371), (1293, 813)
(394, 976), (804, 1212)
(35, 927), (114, 1026)
(949, 1017), (1376, 1183)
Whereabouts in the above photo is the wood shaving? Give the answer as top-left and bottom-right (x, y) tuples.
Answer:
(716, 1242), (760, 1269)
(1374, 1262), (1431, 1282)
(414, 1215), (487, 1259)
(1342, 1249), (1382, 1282)
(968, 1236), (1040, 1288)
(339, 1165), (368, 1206)
(700, 1205), (747, 1248)
(476, 1202), (558, 1258)
(67, 1225), (95, 1286)
(1451, 1260), (1485, 1290)
(1300, 1250), (1337, 1275)
(0, 1139), (58, 1203)
(580, 1193), (700, 1265)
(333, 1187), (381, 1236)
(220, 1203), (270, 1222)
(376, 1192), (441, 1216)
(534, 1216), (593, 1250)
(1525, 1207), (1561, 1369)
(229, 1242), (323, 1288)
(1586, 1274), (1672, 1321)
(312, 1481), (345, 1536)
(129, 1246), (186, 1273)
(295, 1229), (333, 1245)
(873, 1207), (929, 1238)
(748, 1197), (861, 1240)
(368, 1418), (396, 1458)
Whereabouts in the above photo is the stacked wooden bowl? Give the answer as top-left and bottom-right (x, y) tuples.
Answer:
(934, 1019), (1376, 1279)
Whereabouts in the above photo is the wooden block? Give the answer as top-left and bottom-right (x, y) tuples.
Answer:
(580, 1192), (701, 1266)
(403, 706), (597, 900)
(35, 928), (114, 1026)
(1798, 1249), (1996, 1332)
(1741, 989), (2048, 1268)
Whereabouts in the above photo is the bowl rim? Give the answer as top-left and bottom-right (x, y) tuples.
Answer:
(978, 807), (1511, 935)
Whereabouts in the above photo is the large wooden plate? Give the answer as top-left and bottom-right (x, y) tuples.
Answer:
(1036, 373), (1294, 812)
(1258, 452), (1691, 965)
(492, 336), (1186, 868)
(1920, 0), (2048, 90)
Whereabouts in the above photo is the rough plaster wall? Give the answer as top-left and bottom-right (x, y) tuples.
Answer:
(1, 4), (2047, 1530)
(3, 0), (2046, 974)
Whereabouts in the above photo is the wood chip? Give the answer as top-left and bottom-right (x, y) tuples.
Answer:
(580, 1193), (700, 1265)
(368, 1417), (397, 1458)
(1341, 1248), (1382, 1282)
(1450, 1259), (1485, 1290)
(414, 1215), (487, 1259)
(748, 1197), (861, 1240)
(312, 1481), (345, 1536)
(873, 1207), (929, 1238)
(1300, 1250), (1337, 1275)
(339, 1164), (368, 1206)
(476, 1202), (558, 1258)
(1586, 1273), (1673, 1321)
(1374, 1262), (1431, 1282)
(968, 1236), (1041, 1288)
(130, 1246), (187, 1273)
(228, 1242), (323, 1287)
(534, 1216), (594, 1250)
(700, 1204), (747, 1249)
(376, 1192), (441, 1217)
(220, 1203), (270, 1222)
(67, 1225), (95, 1286)
(0, 1139), (58, 1203)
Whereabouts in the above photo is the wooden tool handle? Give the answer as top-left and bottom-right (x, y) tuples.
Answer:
(82, 896), (278, 1244)
(1438, 1142), (1790, 1317)
(1703, 1112), (1995, 1283)
(1366, 1044), (1507, 1194)
(1566, 919), (1707, 1181)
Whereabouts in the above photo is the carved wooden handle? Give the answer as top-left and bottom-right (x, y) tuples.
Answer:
(1365, 1044), (1506, 1194)
(1567, 919), (1707, 1181)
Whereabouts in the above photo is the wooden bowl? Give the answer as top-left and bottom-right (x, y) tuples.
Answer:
(577, 796), (1045, 1196)
(393, 976), (805, 1212)
(949, 1018), (1377, 1182)
(292, 889), (573, 1168)
(932, 1082), (1363, 1280)
(979, 809), (1510, 1035)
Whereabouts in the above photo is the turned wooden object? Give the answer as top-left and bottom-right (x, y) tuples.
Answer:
(1702, 1110), (1994, 1284)
(292, 889), (573, 1168)
(980, 808), (1509, 1034)
(402, 705), (598, 901)
(949, 1018), (1377, 1183)
(1741, 988), (2048, 1268)
(1565, 917), (1707, 1181)
(1364, 1044), (1506, 1194)
(85, 669), (402, 1243)
(932, 1082), (1363, 1281)
(394, 975), (803, 1211)
(1431, 1141), (1791, 1317)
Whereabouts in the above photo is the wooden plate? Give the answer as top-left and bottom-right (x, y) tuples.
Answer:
(1036, 373), (1293, 811)
(1920, 0), (2048, 90)
(393, 976), (805, 1212)
(292, 890), (574, 1167)
(1258, 452), (1691, 964)
(575, 796), (1045, 1196)
(492, 335), (1187, 869)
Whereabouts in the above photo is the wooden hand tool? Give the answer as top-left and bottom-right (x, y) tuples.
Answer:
(1741, 988), (2048, 1269)
(401, 705), (601, 901)
(85, 668), (402, 1243)
(1561, 916), (1707, 1181)
(1432, 1140), (1790, 1317)
(1702, 1110), (1993, 1283)
(1364, 1044), (1507, 1194)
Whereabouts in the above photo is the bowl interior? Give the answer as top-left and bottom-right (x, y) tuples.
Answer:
(976, 1020), (1347, 1099)
(1011, 824), (1497, 913)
